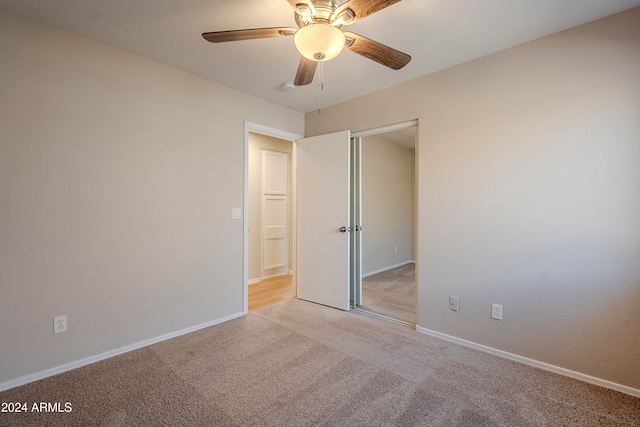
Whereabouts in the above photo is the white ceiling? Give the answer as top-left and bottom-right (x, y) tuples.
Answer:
(2, 0), (639, 113)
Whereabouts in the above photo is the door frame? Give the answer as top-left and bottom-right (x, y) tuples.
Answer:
(244, 122), (302, 314)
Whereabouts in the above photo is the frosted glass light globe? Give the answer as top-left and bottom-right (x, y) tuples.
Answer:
(294, 24), (345, 61)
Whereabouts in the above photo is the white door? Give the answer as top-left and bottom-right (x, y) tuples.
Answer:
(297, 130), (351, 310)
(261, 150), (289, 278)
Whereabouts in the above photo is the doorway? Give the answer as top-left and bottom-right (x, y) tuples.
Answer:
(243, 121), (417, 320)
(246, 128), (298, 312)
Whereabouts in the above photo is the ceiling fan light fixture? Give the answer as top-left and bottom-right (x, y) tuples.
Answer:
(294, 24), (345, 62)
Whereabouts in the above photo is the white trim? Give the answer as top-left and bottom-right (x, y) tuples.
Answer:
(245, 122), (303, 142)
(0, 312), (245, 393)
(351, 120), (418, 138)
(415, 326), (640, 398)
(362, 260), (415, 278)
(248, 278), (262, 285)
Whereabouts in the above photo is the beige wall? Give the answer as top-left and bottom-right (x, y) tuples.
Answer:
(361, 135), (415, 275)
(0, 9), (303, 387)
(248, 133), (293, 282)
(306, 8), (640, 390)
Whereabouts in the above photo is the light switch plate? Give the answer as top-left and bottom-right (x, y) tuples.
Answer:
(231, 208), (242, 220)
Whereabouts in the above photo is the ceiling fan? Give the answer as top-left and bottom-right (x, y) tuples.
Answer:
(202, 0), (411, 86)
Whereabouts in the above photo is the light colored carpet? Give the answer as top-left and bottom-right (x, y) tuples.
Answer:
(361, 263), (415, 323)
(1, 299), (639, 426)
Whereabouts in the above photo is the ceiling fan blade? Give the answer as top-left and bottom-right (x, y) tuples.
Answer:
(343, 32), (410, 70)
(335, 0), (402, 24)
(202, 27), (296, 43)
(294, 56), (317, 86)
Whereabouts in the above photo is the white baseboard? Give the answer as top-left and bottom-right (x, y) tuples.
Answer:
(0, 311), (245, 393)
(362, 260), (415, 278)
(248, 278), (261, 285)
(415, 326), (640, 398)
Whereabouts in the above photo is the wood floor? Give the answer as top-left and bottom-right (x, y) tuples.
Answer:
(248, 275), (294, 311)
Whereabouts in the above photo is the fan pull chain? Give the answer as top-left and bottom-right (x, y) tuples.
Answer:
(317, 61), (324, 116)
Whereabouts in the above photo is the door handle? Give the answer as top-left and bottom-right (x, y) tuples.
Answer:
(339, 226), (348, 233)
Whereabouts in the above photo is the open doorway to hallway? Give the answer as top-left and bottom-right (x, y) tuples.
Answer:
(247, 132), (295, 311)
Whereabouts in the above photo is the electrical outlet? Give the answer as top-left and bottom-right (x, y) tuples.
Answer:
(491, 304), (503, 320)
(449, 296), (459, 311)
(54, 315), (67, 334)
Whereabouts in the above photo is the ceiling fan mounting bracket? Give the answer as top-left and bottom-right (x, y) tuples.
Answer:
(294, 0), (353, 28)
